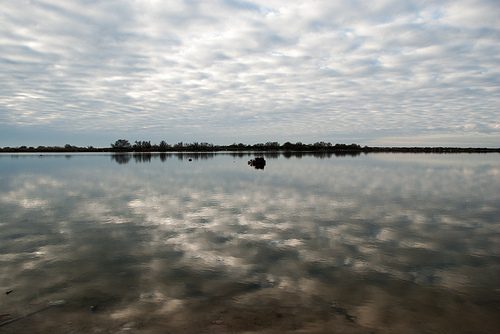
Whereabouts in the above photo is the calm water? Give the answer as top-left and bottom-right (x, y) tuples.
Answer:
(0, 152), (499, 333)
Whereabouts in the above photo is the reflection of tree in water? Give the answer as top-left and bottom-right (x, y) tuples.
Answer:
(111, 154), (131, 164)
(283, 151), (361, 159)
(176, 152), (216, 161)
(110, 151), (363, 165)
(133, 153), (151, 163)
(111, 153), (172, 164)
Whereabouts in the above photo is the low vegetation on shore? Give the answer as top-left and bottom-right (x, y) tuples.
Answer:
(1, 140), (498, 153)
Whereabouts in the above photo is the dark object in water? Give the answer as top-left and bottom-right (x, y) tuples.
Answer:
(248, 157), (266, 169)
(0, 300), (65, 328)
(0, 306), (52, 327)
(5, 290), (13, 295)
(331, 303), (356, 322)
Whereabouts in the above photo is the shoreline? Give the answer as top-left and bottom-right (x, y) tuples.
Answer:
(1, 147), (499, 154)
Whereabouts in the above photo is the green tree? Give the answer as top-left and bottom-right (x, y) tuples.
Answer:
(265, 141), (280, 150)
(173, 142), (183, 150)
(111, 139), (131, 149)
(134, 140), (143, 149)
(159, 140), (170, 151)
(282, 142), (293, 150)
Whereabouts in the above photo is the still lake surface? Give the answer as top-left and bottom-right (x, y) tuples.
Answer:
(0, 152), (499, 333)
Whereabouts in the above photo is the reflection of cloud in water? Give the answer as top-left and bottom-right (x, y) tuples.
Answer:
(121, 156), (499, 292)
(0, 154), (499, 332)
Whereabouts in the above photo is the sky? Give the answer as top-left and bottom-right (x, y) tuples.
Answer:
(1, 0), (499, 148)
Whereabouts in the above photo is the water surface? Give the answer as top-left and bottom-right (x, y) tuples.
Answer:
(0, 152), (499, 333)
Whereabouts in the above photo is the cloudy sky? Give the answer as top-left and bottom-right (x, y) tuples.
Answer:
(1, 0), (499, 147)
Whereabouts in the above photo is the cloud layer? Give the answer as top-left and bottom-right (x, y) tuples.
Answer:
(1, 0), (499, 146)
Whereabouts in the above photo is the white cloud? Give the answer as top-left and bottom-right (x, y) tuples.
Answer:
(0, 0), (499, 146)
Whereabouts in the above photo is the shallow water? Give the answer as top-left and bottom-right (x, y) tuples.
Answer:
(0, 152), (499, 333)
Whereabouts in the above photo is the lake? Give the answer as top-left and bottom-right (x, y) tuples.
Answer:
(0, 152), (499, 333)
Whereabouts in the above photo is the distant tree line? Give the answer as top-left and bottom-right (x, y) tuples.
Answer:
(1, 140), (499, 153)
(107, 140), (366, 152)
